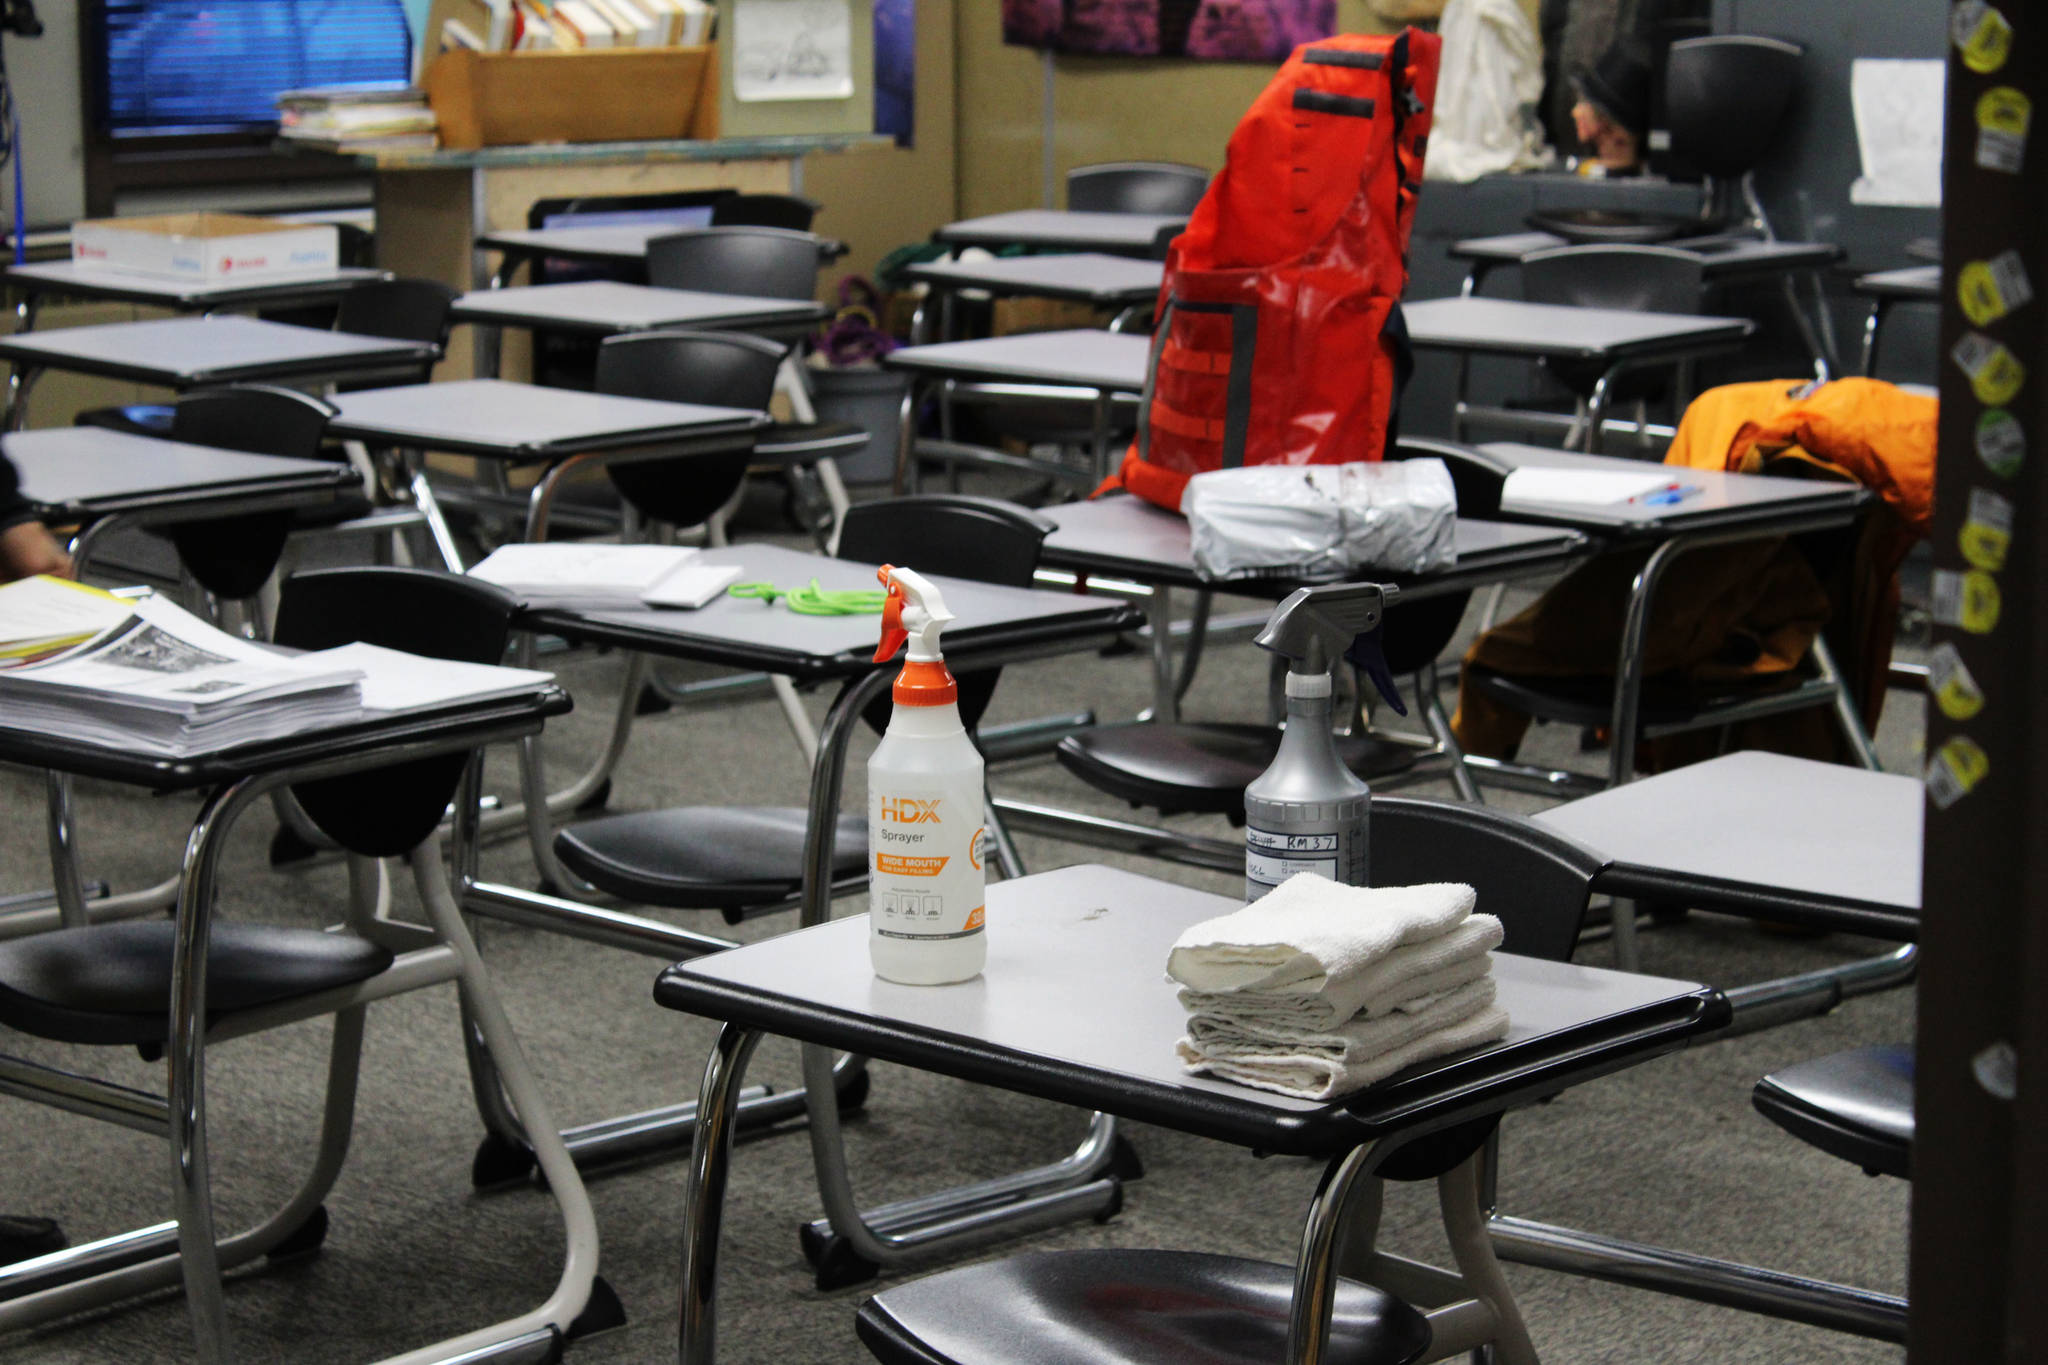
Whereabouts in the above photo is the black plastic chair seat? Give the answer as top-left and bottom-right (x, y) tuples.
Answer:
(1753, 1043), (1913, 1179)
(752, 421), (869, 466)
(1462, 662), (1816, 733)
(856, 1248), (1431, 1365)
(1056, 723), (1419, 819)
(554, 805), (867, 911)
(76, 404), (175, 438)
(0, 922), (394, 1047)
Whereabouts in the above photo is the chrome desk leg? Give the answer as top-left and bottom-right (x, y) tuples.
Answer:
(1286, 1138), (1398, 1365)
(1812, 636), (1882, 771)
(44, 773), (88, 929)
(796, 670), (1126, 1281)
(406, 453), (466, 572)
(679, 1024), (764, 1365)
(1142, 585), (1179, 722)
(1175, 590), (1213, 705)
(1419, 665), (1484, 805)
(1438, 1155), (1537, 1365)
(5, 362), (43, 431)
(1582, 370), (1615, 454)
(1861, 300), (1884, 377)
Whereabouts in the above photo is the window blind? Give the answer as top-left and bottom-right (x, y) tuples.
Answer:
(98, 0), (412, 135)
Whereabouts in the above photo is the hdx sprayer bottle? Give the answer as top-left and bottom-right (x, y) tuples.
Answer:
(1243, 581), (1405, 901)
(867, 564), (988, 984)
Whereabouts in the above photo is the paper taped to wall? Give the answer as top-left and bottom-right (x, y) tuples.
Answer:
(1849, 58), (1945, 208)
(733, 0), (854, 102)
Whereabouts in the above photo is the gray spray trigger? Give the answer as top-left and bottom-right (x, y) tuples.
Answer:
(1253, 581), (1404, 713)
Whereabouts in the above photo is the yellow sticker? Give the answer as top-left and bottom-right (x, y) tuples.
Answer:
(1976, 86), (2032, 174)
(1928, 643), (1985, 721)
(1953, 1), (2014, 73)
(1931, 567), (2002, 634)
(1960, 486), (2015, 570)
(1926, 735), (1991, 810)
(1953, 331), (2027, 406)
(1958, 251), (2033, 326)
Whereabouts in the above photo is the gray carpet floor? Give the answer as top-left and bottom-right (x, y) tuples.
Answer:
(0, 489), (1916, 1364)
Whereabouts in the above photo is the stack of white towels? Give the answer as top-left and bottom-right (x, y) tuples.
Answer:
(1169, 874), (1510, 1100)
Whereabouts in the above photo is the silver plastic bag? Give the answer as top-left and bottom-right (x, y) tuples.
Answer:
(1182, 460), (1458, 581)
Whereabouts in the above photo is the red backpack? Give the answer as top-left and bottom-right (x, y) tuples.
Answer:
(1109, 29), (1440, 511)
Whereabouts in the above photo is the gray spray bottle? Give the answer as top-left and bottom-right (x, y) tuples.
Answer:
(1242, 581), (1405, 901)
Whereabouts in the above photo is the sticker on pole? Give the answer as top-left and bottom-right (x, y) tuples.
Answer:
(1975, 409), (2026, 477)
(1931, 567), (2002, 634)
(1951, 2), (2013, 73)
(1958, 251), (2033, 327)
(1959, 486), (2015, 570)
(1925, 735), (1990, 810)
(1976, 87), (2031, 173)
(1952, 331), (2026, 406)
(1928, 642), (1985, 721)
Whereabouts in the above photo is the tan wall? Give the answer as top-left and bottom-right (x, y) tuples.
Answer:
(954, 1), (1400, 219)
(800, 0), (960, 289)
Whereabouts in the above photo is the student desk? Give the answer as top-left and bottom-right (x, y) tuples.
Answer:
(1448, 231), (1843, 296)
(1499, 751), (1917, 1341)
(1398, 297), (1754, 453)
(0, 682), (605, 1365)
(456, 546), (1142, 1264)
(325, 377), (767, 565)
(2, 426), (356, 580)
(475, 225), (849, 289)
(0, 315), (440, 432)
(882, 327), (1149, 485)
(1479, 441), (1873, 535)
(659, 862), (1729, 1365)
(448, 280), (828, 380)
(4, 261), (389, 332)
(1852, 264), (1940, 376)
(934, 209), (1186, 257)
(902, 253), (1166, 341)
(1038, 491), (1594, 725)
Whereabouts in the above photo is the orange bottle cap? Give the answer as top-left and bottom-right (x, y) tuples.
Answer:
(892, 659), (959, 707)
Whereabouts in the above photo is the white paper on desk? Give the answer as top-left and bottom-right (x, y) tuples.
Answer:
(302, 642), (552, 713)
(467, 543), (703, 606)
(1849, 59), (1945, 209)
(1501, 467), (1677, 508)
(641, 564), (742, 609)
(732, 0), (854, 102)
(0, 576), (136, 662)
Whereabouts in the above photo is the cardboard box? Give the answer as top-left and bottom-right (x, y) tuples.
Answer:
(426, 45), (719, 149)
(72, 214), (339, 283)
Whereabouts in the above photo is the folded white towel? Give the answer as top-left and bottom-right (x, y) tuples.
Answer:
(1178, 978), (1510, 1100)
(1179, 916), (1503, 1031)
(1166, 875), (1476, 995)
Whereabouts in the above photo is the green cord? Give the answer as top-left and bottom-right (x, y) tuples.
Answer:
(728, 578), (888, 615)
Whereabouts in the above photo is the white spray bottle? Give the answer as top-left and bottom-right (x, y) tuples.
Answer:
(867, 565), (988, 985)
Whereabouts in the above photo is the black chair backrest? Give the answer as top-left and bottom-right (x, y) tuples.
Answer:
(1066, 161), (1210, 216)
(332, 277), (457, 389)
(273, 566), (522, 857)
(165, 385), (338, 599)
(1367, 796), (1600, 963)
(1374, 439), (1509, 677)
(645, 226), (824, 301)
(1665, 36), (1803, 180)
(592, 329), (784, 528)
(709, 193), (821, 232)
(1519, 245), (1706, 314)
(835, 495), (1056, 733)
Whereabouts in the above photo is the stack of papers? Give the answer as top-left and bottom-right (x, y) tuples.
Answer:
(276, 84), (438, 153)
(468, 543), (740, 610)
(0, 577), (558, 758)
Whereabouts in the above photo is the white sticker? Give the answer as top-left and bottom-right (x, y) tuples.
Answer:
(1960, 250), (2035, 326)
(1931, 567), (2003, 634)
(1951, 1), (2013, 74)
(1952, 330), (2027, 406)
(1961, 486), (2016, 570)
(1928, 642), (1985, 721)
(1976, 87), (2031, 173)
(1925, 735), (1990, 810)
(1976, 409), (2026, 477)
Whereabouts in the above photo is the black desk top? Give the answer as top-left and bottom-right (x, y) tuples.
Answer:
(934, 210), (1185, 256)
(1039, 493), (1591, 600)
(523, 544), (1140, 683)
(0, 687), (570, 791)
(4, 260), (389, 310)
(0, 315), (439, 388)
(326, 379), (766, 461)
(1401, 297), (1755, 363)
(3, 427), (356, 520)
(655, 864), (1727, 1156)
(448, 281), (827, 336)
(904, 254), (1166, 306)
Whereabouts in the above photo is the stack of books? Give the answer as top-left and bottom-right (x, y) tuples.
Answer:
(0, 578), (555, 758)
(277, 84), (439, 153)
(427, 0), (714, 53)
(468, 543), (738, 610)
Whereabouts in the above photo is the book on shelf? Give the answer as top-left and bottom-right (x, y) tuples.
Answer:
(0, 578), (555, 757)
(467, 543), (739, 610)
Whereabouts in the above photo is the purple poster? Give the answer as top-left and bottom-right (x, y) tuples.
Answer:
(1002, 0), (1336, 62)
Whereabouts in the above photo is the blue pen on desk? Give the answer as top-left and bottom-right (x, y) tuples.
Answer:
(1631, 483), (1704, 507)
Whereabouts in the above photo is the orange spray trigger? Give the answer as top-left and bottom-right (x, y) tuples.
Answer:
(873, 565), (908, 661)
